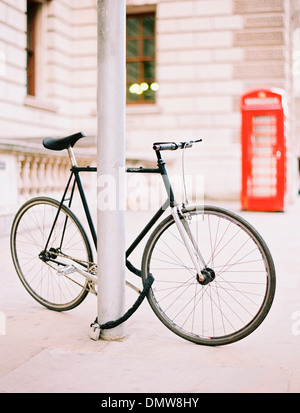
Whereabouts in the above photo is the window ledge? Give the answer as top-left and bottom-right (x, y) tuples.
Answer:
(24, 95), (59, 113)
(126, 104), (161, 115)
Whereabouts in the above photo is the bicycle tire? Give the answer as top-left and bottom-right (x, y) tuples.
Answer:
(142, 205), (276, 346)
(10, 197), (93, 311)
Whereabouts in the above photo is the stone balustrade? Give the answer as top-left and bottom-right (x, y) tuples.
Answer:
(0, 140), (179, 235)
(0, 141), (160, 213)
(0, 140), (97, 207)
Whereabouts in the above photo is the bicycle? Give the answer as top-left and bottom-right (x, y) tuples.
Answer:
(10, 131), (276, 346)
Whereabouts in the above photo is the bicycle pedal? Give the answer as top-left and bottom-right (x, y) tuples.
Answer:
(57, 265), (76, 276)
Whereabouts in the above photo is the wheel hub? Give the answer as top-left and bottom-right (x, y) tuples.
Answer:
(39, 247), (60, 262)
(197, 268), (215, 286)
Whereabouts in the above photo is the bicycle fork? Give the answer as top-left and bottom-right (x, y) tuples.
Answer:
(171, 206), (215, 285)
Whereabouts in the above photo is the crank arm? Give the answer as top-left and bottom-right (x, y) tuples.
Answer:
(57, 263), (97, 283)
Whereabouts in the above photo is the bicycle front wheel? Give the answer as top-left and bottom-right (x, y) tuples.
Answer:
(142, 205), (276, 346)
(10, 197), (93, 311)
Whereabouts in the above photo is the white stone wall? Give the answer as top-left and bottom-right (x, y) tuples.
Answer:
(0, 0), (298, 203)
(126, 0), (245, 200)
(0, 0), (98, 139)
(126, 0), (295, 202)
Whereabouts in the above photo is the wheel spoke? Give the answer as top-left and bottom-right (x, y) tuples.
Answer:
(11, 198), (93, 311)
(143, 206), (275, 346)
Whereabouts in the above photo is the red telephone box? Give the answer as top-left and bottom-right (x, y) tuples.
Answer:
(241, 88), (286, 211)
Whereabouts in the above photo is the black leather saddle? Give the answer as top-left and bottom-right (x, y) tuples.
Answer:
(43, 131), (86, 151)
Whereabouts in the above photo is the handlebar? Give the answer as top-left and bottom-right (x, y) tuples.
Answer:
(153, 139), (202, 151)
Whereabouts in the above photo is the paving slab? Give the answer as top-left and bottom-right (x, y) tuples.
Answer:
(0, 200), (300, 393)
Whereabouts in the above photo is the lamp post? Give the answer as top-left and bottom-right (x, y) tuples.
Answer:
(96, 0), (126, 340)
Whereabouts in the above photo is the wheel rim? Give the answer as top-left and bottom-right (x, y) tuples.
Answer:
(143, 207), (275, 345)
(11, 199), (91, 311)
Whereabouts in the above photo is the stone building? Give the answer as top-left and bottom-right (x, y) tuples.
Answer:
(0, 0), (300, 212)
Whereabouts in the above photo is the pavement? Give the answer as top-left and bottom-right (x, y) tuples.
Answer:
(1, 198), (300, 394)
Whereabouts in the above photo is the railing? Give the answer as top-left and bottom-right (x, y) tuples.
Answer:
(0, 140), (159, 212)
(0, 141), (97, 206)
(0, 140), (168, 237)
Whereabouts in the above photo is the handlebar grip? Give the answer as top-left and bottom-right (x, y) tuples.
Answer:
(153, 139), (202, 152)
(153, 142), (178, 151)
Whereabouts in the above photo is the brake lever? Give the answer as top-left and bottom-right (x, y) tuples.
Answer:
(179, 138), (203, 149)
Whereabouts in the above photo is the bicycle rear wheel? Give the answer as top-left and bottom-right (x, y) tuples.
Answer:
(142, 205), (276, 346)
(10, 197), (93, 311)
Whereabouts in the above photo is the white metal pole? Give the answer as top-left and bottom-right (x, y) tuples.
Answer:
(96, 0), (126, 340)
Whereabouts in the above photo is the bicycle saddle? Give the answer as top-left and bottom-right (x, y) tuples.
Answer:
(43, 131), (86, 151)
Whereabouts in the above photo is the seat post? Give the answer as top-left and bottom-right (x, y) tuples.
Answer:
(67, 146), (78, 167)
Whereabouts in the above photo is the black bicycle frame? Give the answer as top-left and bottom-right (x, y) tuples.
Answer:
(46, 149), (175, 278)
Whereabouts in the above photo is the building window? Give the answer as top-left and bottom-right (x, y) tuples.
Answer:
(26, 0), (39, 96)
(126, 12), (157, 104)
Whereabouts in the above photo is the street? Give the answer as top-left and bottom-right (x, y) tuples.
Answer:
(0, 199), (300, 393)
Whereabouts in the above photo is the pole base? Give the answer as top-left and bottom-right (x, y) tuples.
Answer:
(89, 274), (155, 341)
